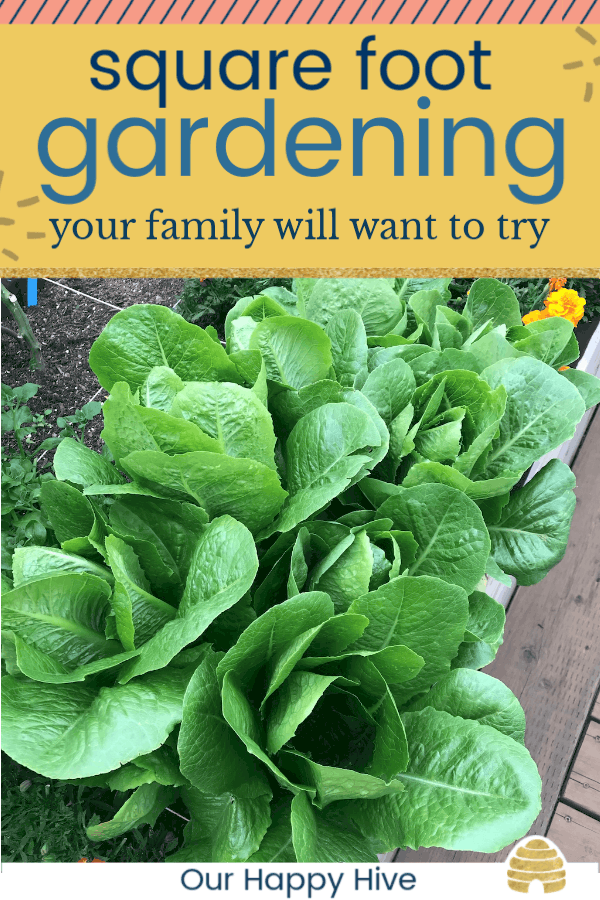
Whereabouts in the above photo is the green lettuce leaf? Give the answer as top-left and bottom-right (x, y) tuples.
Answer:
(87, 782), (178, 841)
(290, 791), (379, 862)
(305, 278), (403, 335)
(464, 279), (522, 330)
(250, 316), (332, 390)
(266, 671), (340, 754)
(379, 484), (491, 593)
(102, 382), (221, 466)
(346, 706), (539, 853)
(11, 546), (113, 588)
(402, 461), (521, 500)
(395, 708), (540, 851)
(141, 365), (185, 410)
(2, 664), (197, 779)
(325, 309), (369, 387)
(349, 575), (469, 706)
(407, 669), (525, 743)
(247, 798), (296, 862)
(361, 358), (415, 425)
(118, 516), (258, 682)
(107, 746), (185, 791)
(265, 403), (381, 536)
(310, 529), (374, 613)
(178, 648), (271, 798)
(218, 592), (334, 688)
(560, 367), (600, 410)
(168, 785), (272, 863)
(53, 437), (124, 488)
(121, 450), (287, 536)
(487, 459), (576, 585)
(2, 573), (117, 670)
(105, 535), (176, 650)
(171, 381), (277, 470)
(107, 494), (208, 589)
(481, 357), (585, 477)
(89, 304), (240, 391)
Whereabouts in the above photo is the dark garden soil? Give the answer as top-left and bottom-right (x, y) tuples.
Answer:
(1, 278), (186, 456)
(573, 315), (598, 358)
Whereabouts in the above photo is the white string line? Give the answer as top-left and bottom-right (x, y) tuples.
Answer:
(165, 807), (190, 822)
(31, 279), (120, 462)
(42, 277), (125, 311)
(30, 279), (188, 458)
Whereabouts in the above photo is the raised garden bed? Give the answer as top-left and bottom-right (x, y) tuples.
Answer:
(2, 276), (600, 864)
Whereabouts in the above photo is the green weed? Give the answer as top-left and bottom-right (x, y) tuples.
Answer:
(1, 755), (186, 863)
(176, 277), (293, 336)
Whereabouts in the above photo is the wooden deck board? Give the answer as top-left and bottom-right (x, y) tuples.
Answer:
(547, 803), (600, 864)
(563, 721), (600, 817)
(393, 410), (600, 864)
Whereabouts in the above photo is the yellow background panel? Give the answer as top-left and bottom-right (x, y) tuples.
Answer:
(1, 25), (598, 272)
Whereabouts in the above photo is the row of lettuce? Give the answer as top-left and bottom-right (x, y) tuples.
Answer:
(2, 277), (599, 862)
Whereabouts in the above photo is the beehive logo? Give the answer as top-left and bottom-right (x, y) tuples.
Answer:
(507, 838), (566, 893)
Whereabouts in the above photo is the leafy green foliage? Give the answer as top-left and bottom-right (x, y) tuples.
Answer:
(2, 383), (51, 455)
(3, 277), (599, 863)
(38, 401), (103, 452)
(1, 756), (185, 862)
(353, 708), (540, 853)
(89, 304), (240, 392)
(176, 277), (293, 335)
(1, 385), (104, 572)
(2, 384), (56, 569)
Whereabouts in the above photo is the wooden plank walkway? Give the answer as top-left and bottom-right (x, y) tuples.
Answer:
(393, 408), (600, 865)
(562, 720), (600, 817)
(547, 804), (600, 865)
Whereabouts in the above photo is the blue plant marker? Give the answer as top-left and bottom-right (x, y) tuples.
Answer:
(27, 278), (37, 306)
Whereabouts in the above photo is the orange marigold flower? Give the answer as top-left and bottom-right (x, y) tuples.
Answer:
(544, 287), (586, 327)
(548, 276), (567, 294)
(559, 366), (570, 371)
(77, 858), (106, 863)
(522, 309), (551, 324)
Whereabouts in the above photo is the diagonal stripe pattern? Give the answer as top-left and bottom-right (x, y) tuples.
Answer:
(1, 0), (597, 23)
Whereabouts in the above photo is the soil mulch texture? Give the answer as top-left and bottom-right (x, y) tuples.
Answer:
(2, 278), (186, 456)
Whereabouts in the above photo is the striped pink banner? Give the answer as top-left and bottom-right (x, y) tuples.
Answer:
(1, 0), (598, 23)
(374, 0), (567, 22)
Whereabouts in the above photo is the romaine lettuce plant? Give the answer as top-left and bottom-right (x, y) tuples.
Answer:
(3, 277), (599, 863)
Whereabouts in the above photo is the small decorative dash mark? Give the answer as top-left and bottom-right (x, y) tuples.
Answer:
(576, 27), (597, 46)
(16, 196), (40, 208)
(564, 28), (598, 101)
(0, 171), (46, 259)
